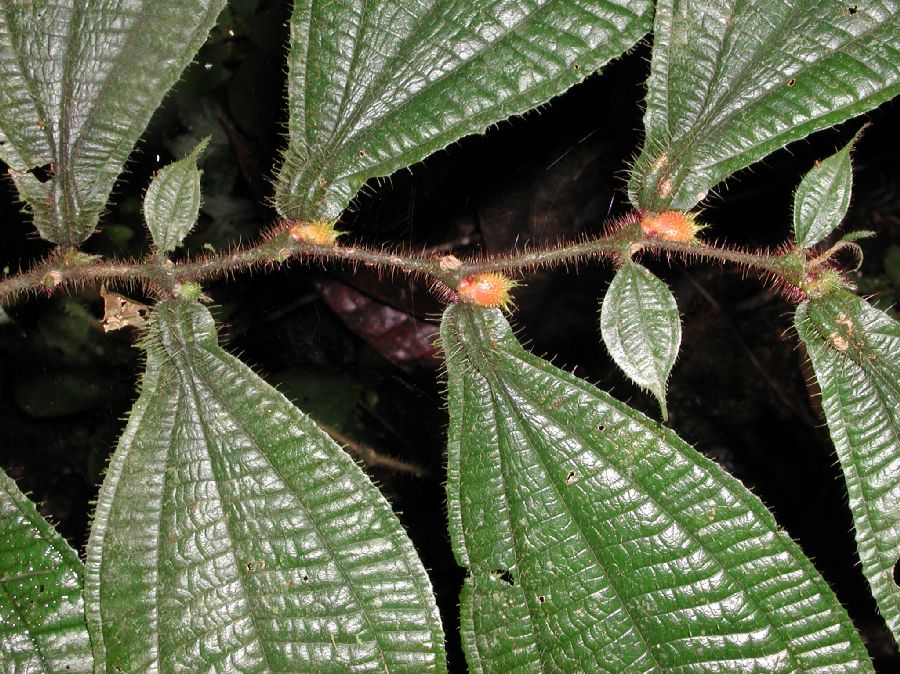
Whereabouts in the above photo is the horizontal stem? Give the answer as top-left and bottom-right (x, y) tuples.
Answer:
(0, 225), (802, 307)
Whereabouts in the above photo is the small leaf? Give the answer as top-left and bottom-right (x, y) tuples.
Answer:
(793, 131), (860, 248)
(276, 0), (653, 219)
(442, 303), (872, 673)
(600, 262), (681, 420)
(0, 1), (227, 245)
(795, 291), (900, 640)
(144, 138), (209, 252)
(628, 0), (900, 211)
(0, 470), (93, 673)
(85, 300), (447, 673)
(839, 229), (876, 244)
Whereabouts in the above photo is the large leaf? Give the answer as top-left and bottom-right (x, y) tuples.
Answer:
(85, 300), (447, 673)
(628, 0), (900, 211)
(600, 262), (681, 420)
(276, 0), (653, 220)
(442, 303), (872, 673)
(793, 132), (858, 248)
(795, 291), (900, 640)
(0, 1), (226, 245)
(0, 470), (93, 673)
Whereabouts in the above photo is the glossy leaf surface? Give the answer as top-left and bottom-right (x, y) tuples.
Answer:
(0, 1), (226, 245)
(0, 470), (92, 673)
(276, 0), (653, 220)
(796, 292), (900, 640)
(600, 262), (681, 420)
(144, 138), (209, 253)
(629, 0), (900, 211)
(793, 133), (858, 248)
(85, 300), (447, 673)
(442, 303), (872, 673)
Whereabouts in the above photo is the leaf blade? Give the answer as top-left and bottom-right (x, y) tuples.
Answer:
(85, 300), (447, 673)
(0, 1), (226, 245)
(443, 303), (873, 673)
(276, 0), (654, 220)
(793, 132), (859, 248)
(144, 138), (209, 252)
(600, 262), (681, 420)
(0, 470), (93, 673)
(628, 0), (900, 211)
(795, 292), (900, 640)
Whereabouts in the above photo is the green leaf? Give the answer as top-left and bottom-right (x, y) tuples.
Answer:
(85, 300), (447, 672)
(600, 262), (681, 420)
(0, 470), (93, 673)
(442, 303), (872, 673)
(793, 132), (860, 248)
(628, 0), (900, 212)
(144, 138), (209, 252)
(0, 1), (227, 245)
(795, 291), (900, 640)
(276, 0), (653, 220)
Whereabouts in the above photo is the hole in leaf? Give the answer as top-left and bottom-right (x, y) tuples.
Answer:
(537, 595), (546, 604)
(38, 584), (45, 593)
(492, 569), (514, 586)
(565, 470), (577, 485)
(786, 78), (796, 87)
(302, 574), (309, 582)
(848, 5), (858, 14)
(893, 557), (899, 586)
(597, 424), (606, 431)
(246, 562), (257, 573)
(28, 164), (54, 183)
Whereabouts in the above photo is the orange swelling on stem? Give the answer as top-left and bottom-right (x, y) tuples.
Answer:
(457, 272), (516, 309)
(639, 211), (702, 243)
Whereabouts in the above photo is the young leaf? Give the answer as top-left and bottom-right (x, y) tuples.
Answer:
(0, 470), (92, 673)
(628, 0), (900, 212)
(795, 291), (900, 640)
(793, 132), (859, 248)
(0, 1), (226, 246)
(600, 262), (681, 420)
(442, 303), (873, 673)
(276, 0), (653, 220)
(85, 300), (447, 673)
(144, 138), (209, 252)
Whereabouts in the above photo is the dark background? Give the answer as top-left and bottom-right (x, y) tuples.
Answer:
(1, 1), (898, 670)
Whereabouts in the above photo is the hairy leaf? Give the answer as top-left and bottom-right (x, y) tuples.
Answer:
(0, 1), (226, 245)
(0, 470), (92, 673)
(795, 291), (900, 640)
(144, 138), (209, 253)
(85, 300), (447, 673)
(629, 0), (900, 211)
(600, 262), (681, 420)
(793, 132), (859, 248)
(276, 0), (653, 220)
(442, 303), (872, 673)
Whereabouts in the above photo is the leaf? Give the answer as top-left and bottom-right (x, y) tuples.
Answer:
(793, 131), (860, 248)
(144, 138), (209, 252)
(0, 1), (227, 245)
(442, 303), (873, 673)
(276, 0), (654, 220)
(85, 300), (447, 673)
(628, 0), (900, 212)
(795, 291), (900, 640)
(600, 262), (681, 420)
(0, 470), (93, 673)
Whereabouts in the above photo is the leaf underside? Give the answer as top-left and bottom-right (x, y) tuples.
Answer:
(629, 0), (900, 211)
(600, 262), (681, 420)
(276, 0), (654, 220)
(85, 300), (447, 673)
(0, 470), (93, 673)
(795, 292), (900, 641)
(442, 303), (872, 673)
(0, 0), (226, 245)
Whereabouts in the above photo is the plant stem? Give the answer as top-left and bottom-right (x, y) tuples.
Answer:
(0, 225), (804, 307)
